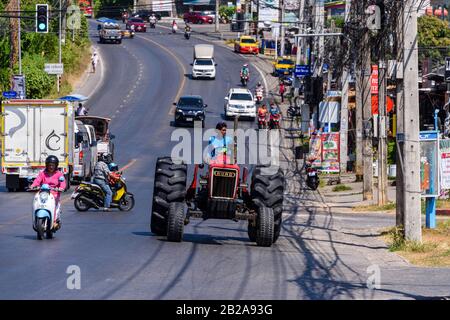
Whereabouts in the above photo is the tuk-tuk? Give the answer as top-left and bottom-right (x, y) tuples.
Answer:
(75, 116), (115, 160)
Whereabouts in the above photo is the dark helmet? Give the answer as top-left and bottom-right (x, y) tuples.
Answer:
(108, 162), (119, 172)
(100, 153), (112, 164)
(45, 155), (59, 167)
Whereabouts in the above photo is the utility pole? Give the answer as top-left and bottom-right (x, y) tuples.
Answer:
(362, 28), (373, 201)
(355, 0), (363, 182)
(58, 0), (62, 93)
(215, 0), (219, 32)
(18, 0), (21, 75)
(7, 0), (19, 83)
(339, 0), (351, 174)
(280, 0), (285, 57)
(401, 0), (422, 242)
(378, 58), (388, 205)
(315, 0), (325, 74)
(375, 0), (387, 205)
(396, 0), (405, 227)
(295, 0), (307, 97)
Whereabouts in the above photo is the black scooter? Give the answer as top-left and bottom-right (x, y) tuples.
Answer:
(305, 163), (319, 190)
(241, 75), (249, 87)
(184, 31), (191, 39)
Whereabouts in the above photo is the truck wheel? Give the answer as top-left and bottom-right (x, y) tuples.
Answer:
(248, 222), (256, 242)
(151, 157), (187, 236)
(167, 202), (185, 242)
(251, 166), (284, 244)
(256, 206), (274, 247)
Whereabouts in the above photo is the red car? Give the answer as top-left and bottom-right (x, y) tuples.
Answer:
(126, 17), (146, 32)
(183, 11), (213, 24)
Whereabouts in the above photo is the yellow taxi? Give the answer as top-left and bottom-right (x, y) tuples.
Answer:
(234, 36), (259, 55)
(121, 29), (134, 38)
(273, 57), (295, 76)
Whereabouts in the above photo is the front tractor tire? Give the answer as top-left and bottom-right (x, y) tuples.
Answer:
(256, 206), (274, 247)
(167, 202), (185, 242)
(251, 166), (284, 244)
(151, 157), (187, 236)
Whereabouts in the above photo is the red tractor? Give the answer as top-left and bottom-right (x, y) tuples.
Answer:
(150, 151), (284, 247)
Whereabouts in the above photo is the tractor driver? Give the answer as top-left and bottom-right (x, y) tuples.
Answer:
(207, 122), (232, 163)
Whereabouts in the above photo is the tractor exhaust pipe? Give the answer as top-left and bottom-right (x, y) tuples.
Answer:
(233, 115), (239, 164)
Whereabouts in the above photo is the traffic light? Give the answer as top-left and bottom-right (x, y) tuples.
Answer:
(36, 4), (48, 33)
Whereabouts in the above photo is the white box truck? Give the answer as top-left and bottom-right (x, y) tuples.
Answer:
(192, 44), (216, 80)
(0, 99), (74, 191)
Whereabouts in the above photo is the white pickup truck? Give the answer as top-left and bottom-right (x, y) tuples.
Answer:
(192, 44), (216, 80)
(0, 99), (74, 191)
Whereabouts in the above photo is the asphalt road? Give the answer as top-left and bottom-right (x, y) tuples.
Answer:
(1, 22), (450, 300)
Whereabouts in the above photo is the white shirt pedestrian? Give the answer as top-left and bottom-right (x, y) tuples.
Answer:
(91, 52), (99, 73)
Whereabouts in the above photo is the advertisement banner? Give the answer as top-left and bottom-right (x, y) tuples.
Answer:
(183, 0), (215, 5)
(440, 139), (450, 190)
(308, 134), (322, 168)
(152, 0), (172, 12)
(321, 133), (340, 172)
(258, 0), (279, 28)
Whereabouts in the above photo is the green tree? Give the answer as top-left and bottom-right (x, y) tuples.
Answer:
(418, 15), (450, 63)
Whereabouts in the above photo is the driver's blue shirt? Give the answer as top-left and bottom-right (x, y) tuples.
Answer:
(209, 135), (232, 158)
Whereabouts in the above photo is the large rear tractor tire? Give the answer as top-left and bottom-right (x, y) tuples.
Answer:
(251, 166), (284, 244)
(150, 157), (187, 236)
(256, 206), (274, 247)
(167, 202), (185, 242)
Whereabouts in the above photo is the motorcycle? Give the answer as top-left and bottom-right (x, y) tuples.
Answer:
(71, 171), (135, 212)
(30, 183), (63, 240)
(149, 20), (156, 28)
(257, 114), (268, 129)
(305, 163), (320, 190)
(184, 30), (191, 39)
(287, 105), (301, 118)
(255, 88), (263, 104)
(269, 112), (281, 129)
(241, 74), (249, 87)
(172, 24), (178, 34)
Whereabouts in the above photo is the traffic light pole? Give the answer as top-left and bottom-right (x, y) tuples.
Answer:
(58, 0), (62, 93)
(18, 0), (22, 75)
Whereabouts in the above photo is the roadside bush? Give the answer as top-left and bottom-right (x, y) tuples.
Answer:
(20, 54), (54, 99)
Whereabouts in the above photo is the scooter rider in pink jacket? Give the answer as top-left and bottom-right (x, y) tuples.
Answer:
(30, 155), (66, 225)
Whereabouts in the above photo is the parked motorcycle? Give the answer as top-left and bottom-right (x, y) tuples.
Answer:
(287, 105), (301, 118)
(305, 163), (320, 190)
(30, 183), (62, 240)
(72, 172), (135, 212)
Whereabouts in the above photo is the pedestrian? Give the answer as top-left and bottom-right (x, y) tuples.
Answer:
(279, 81), (286, 103)
(91, 51), (99, 73)
(76, 102), (87, 116)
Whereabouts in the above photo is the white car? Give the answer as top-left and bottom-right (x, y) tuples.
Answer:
(224, 88), (257, 119)
(192, 58), (216, 79)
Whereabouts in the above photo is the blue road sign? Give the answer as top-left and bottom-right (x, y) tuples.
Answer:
(2, 91), (17, 99)
(295, 65), (311, 76)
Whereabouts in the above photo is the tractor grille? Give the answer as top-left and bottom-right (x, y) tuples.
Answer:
(211, 168), (238, 199)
